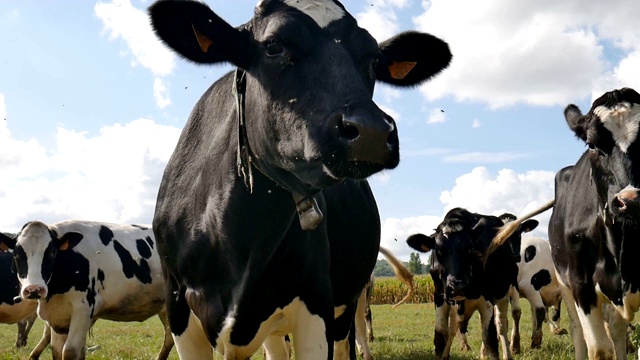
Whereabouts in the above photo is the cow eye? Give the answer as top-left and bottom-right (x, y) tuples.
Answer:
(265, 40), (284, 57)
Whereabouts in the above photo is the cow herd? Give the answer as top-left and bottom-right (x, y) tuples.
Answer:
(1, 1), (639, 360)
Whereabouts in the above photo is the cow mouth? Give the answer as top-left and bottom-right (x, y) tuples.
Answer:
(322, 160), (390, 180)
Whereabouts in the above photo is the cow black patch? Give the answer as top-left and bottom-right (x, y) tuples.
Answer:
(136, 239), (152, 259)
(87, 277), (97, 318)
(145, 236), (154, 249)
(97, 268), (105, 288)
(524, 245), (536, 263)
(530, 269), (552, 291)
(99, 226), (114, 246)
(47, 250), (90, 299)
(113, 240), (152, 284)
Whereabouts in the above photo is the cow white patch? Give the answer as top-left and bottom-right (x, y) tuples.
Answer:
(441, 223), (463, 238)
(174, 311), (214, 359)
(279, 0), (345, 28)
(595, 102), (640, 153)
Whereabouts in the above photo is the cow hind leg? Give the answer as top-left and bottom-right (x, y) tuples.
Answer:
(494, 297), (513, 360)
(509, 288), (521, 354)
(155, 308), (175, 360)
(559, 285), (587, 360)
(263, 335), (291, 360)
(354, 288), (373, 360)
(50, 329), (67, 360)
(292, 304), (332, 360)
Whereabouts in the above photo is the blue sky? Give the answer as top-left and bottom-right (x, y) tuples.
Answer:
(1, 0), (639, 261)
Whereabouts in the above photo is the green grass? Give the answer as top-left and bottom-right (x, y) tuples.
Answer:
(0, 301), (635, 359)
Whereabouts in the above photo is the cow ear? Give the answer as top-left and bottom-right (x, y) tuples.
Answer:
(148, 0), (253, 69)
(58, 232), (83, 251)
(406, 233), (435, 252)
(520, 219), (538, 233)
(470, 218), (487, 241)
(376, 31), (452, 87)
(564, 104), (587, 142)
(0, 233), (16, 251)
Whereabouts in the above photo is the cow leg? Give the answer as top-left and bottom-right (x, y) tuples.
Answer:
(62, 312), (93, 360)
(602, 304), (628, 360)
(333, 302), (356, 360)
(28, 322), (51, 360)
(365, 300), (374, 342)
(508, 287), (521, 354)
(575, 304), (615, 360)
(548, 300), (567, 335)
(16, 313), (37, 348)
(354, 288), (373, 360)
(520, 284), (545, 349)
(478, 299), (499, 360)
(433, 298), (451, 360)
(173, 310), (213, 359)
(50, 328), (67, 360)
(155, 308), (175, 360)
(292, 302), (332, 360)
(494, 297), (513, 360)
(559, 284), (587, 360)
(263, 335), (292, 360)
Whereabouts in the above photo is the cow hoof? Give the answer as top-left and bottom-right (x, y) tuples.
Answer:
(554, 328), (568, 335)
(510, 345), (521, 355)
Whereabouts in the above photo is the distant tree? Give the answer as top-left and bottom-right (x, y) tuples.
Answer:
(373, 259), (395, 277)
(408, 252), (423, 275)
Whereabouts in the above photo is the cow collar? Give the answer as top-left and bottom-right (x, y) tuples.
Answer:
(233, 68), (324, 231)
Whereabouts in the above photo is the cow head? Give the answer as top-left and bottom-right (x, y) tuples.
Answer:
(406, 208), (505, 302)
(498, 212), (538, 262)
(565, 88), (640, 222)
(9, 221), (83, 301)
(148, 0), (451, 195)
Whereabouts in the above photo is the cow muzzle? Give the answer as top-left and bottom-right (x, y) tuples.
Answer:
(22, 284), (47, 300)
(335, 108), (399, 170)
(611, 187), (640, 215)
(445, 279), (466, 301)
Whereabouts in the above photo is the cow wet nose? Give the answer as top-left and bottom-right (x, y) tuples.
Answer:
(23, 285), (46, 300)
(612, 188), (640, 213)
(446, 280), (466, 298)
(336, 110), (398, 167)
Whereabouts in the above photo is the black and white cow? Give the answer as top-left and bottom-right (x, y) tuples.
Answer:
(508, 236), (566, 354)
(406, 208), (534, 360)
(1, 233), (38, 348)
(0, 221), (174, 360)
(491, 88), (640, 360)
(148, 0), (451, 359)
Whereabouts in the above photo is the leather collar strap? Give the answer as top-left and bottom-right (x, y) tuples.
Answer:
(233, 69), (323, 231)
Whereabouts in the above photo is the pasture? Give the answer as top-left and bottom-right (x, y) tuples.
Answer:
(3, 299), (632, 360)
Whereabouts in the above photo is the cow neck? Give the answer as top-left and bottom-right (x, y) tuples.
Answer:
(233, 68), (323, 231)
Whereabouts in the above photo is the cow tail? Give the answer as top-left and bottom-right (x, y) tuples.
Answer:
(379, 246), (414, 308)
(484, 199), (555, 263)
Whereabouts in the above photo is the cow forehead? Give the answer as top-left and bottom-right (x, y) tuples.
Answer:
(257, 0), (346, 28)
(17, 221), (53, 253)
(594, 102), (640, 153)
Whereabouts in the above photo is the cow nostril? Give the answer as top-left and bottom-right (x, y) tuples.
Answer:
(338, 119), (360, 141)
(612, 196), (627, 211)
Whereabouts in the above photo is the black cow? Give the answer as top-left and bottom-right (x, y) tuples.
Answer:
(490, 88), (640, 360)
(1, 234), (38, 348)
(406, 208), (535, 360)
(148, 0), (451, 358)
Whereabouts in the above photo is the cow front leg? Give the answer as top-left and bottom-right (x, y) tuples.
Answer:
(263, 335), (291, 360)
(354, 289), (373, 360)
(62, 312), (93, 360)
(50, 328), (67, 360)
(494, 297), (513, 360)
(433, 298), (451, 360)
(603, 304), (628, 360)
(479, 300), (499, 360)
(28, 322), (51, 360)
(173, 310), (214, 359)
(559, 284), (586, 359)
(575, 304), (614, 360)
(292, 300), (332, 360)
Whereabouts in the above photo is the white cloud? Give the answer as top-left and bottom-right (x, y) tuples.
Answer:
(414, 0), (640, 109)
(355, 1), (403, 42)
(426, 108), (446, 124)
(472, 118), (481, 128)
(95, 0), (176, 108)
(153, 78), (171, 109)
(0, 100), (181, 232)
(382, 166), (555, 261)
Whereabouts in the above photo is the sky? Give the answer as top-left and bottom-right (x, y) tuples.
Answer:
(1, 0), (639, 262)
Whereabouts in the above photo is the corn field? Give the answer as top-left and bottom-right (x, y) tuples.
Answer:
(371, 275), (434, 305)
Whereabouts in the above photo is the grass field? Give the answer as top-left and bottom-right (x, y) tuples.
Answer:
(0, 302), (635, 359)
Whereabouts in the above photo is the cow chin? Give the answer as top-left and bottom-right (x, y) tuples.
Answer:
(324, 160), (393, 181)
